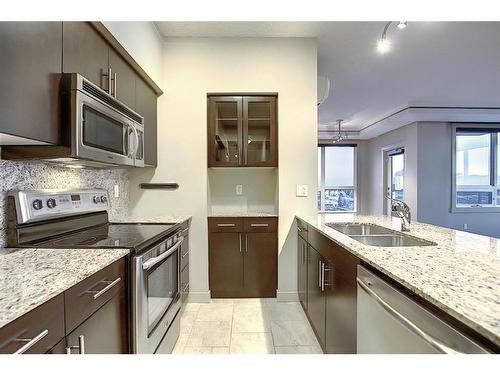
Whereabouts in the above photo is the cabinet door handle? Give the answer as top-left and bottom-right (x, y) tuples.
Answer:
(217, 223), (235, 227)
(251, 223), (269, 227)
(107, 67), (112, 94)
(13, 329), (49, 354)
(85, 277), (121, 300)
(245, 234), (248, 252)
(319, 260), (322, 288)
(321, 262), (325, 292)
(113, 72), (117, 98)
(66, 335), (85, 354)
(239, 233), (242, 253)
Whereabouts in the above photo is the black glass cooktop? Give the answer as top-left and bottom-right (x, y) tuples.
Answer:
(34, 223), (177, 253)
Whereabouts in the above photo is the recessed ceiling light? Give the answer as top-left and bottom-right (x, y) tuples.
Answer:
(377, 38), (391, 54)
(397, 21), (407, 29)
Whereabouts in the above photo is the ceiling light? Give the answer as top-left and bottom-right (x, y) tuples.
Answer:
(397, 21), (407, 29)
(332, 120), (348, 144)
(377, 38), (391, 54)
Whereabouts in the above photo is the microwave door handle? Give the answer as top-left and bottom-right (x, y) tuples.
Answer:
(131, 125), (139, 158)
(142, 236), (184, 270)
(125, 124), (133, 157)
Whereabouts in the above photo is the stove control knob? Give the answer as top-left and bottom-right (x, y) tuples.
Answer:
(32, 199), (43, 210)
(46, 198), (57, 209)
(100, 195), (108, 203)
(93, 196), (100, 204)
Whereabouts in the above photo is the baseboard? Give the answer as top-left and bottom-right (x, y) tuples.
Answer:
(276, 290), (299, 302)
(187, 291), (211, 303)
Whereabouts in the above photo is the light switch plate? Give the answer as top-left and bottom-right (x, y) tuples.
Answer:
(296, 184), (308, 197)
(114, 184), (120, 198)
(236, 184), (243, 195)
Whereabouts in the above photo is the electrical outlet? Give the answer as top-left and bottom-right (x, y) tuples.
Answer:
(296, 184), (308, 197)
(463, 223), (468, 230)
(114, 184), (120, 198)
(236, 184), (243, 195)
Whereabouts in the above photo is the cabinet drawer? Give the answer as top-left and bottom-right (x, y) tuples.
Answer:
(0, 294), (64, 354)
(243, 217), (277, 233)
(297, 218), (308, 240)
(208, 217), (243, 232)
(65, 258), (126, 334)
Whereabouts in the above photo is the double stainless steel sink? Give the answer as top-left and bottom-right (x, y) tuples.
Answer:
(326, 223), (436, 247)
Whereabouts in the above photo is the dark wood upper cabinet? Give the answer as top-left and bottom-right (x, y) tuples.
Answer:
(207, 95), (277, 168)
(136, 77), (158, 166)
(109, 48), (136, 109)
(0, 22), (62, 144)
(208, 217), (277, 298)
(62, 22), (110, 92)
(207, 96), (243, 167)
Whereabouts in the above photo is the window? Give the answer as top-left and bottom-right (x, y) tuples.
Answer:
(318, 145), (357, 212)
(453, 126), (500, 210)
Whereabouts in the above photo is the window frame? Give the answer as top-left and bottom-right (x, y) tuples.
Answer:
(451, 123), (500, 213)
(317, 144), (358, 213)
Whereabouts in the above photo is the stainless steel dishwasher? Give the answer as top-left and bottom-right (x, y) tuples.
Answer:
(356, 265), (490, 354)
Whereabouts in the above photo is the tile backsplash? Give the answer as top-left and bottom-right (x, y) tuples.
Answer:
(0, 159), (130, 247)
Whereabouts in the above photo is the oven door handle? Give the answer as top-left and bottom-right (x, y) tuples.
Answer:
(142, 236), (184, 271)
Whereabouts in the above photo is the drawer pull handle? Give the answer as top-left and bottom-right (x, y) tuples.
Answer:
(13, 329), (49, 354)
(182, 250), (189, 259)
(217, 223), (235, 227)
(251, 223), (269, 227)
(182, 282), (190, 292)
(86, 277), (121, 300)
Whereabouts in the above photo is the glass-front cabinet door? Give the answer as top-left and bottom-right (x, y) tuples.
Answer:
(208, 95), (277, 167)
(208, 96), (243, 167)
(243, 96), (277, 167)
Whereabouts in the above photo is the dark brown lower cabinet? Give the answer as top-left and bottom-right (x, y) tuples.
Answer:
(297, 220), (360, 354)
(306, 245), (326, 346)
(66, 293), (127, 354)
(209, 217), (277, 298)
(325, 242), (360, 354)
(297, 235), (308, 309)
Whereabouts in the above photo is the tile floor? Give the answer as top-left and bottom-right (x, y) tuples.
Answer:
(173, 298), (323, 354)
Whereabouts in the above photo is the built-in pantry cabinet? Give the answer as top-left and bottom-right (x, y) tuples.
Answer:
(0, 22), (159, 166)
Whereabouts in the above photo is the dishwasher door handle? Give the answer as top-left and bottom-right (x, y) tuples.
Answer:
(356, 278), (461, 354)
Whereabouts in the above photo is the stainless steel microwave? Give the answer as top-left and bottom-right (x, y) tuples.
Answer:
(1, 73), (145, 168)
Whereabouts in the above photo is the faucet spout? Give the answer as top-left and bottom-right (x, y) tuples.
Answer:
(385, 193), (411, 231)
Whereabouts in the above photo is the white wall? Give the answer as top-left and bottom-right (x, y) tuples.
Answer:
(128, 37), (318, 301)
(103, 22), (163, 87)
(417, 122), (500, 238)
(359, 123), (419, 217)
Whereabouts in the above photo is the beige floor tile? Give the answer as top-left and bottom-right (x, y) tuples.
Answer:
(264, 302), (307, 321)
(184, 303), (205, 312)
(275, 345), (323, 354)
(197, 302), (234, 321)
(271, 320), (318, 346)
(230, 333), (275, 354)
(232, 304), (270, 333)
(172, 333), (190, 354)
(186, 321), (232, 347)
(211, 298), (235, 304)
(180, 310), (198, 334)
(183, 346), (230, 354)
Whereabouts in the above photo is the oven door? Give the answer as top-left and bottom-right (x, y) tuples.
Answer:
(132, 234), (183, 353)
(74, 90), (136, 166)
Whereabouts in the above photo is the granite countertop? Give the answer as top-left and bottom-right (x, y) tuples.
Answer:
(297, 213), (500, 347)
(0, 247), (129, 329)
(208, 212), (278, 217)
(112, 215), (192, 224)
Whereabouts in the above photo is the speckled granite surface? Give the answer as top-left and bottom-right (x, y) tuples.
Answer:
(112, 215), (192, 224)
(297, 213), (500, 347)
(208, 212), (277, 217)
(0, 247), (129, 329)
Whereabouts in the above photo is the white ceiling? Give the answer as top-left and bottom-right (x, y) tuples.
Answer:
(155, 22), (500, 132)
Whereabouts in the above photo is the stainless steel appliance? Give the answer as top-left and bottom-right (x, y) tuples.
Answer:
(7, 189), (189, 354)
(356, 265), (490, 354)
(3, 74), (144, 168)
